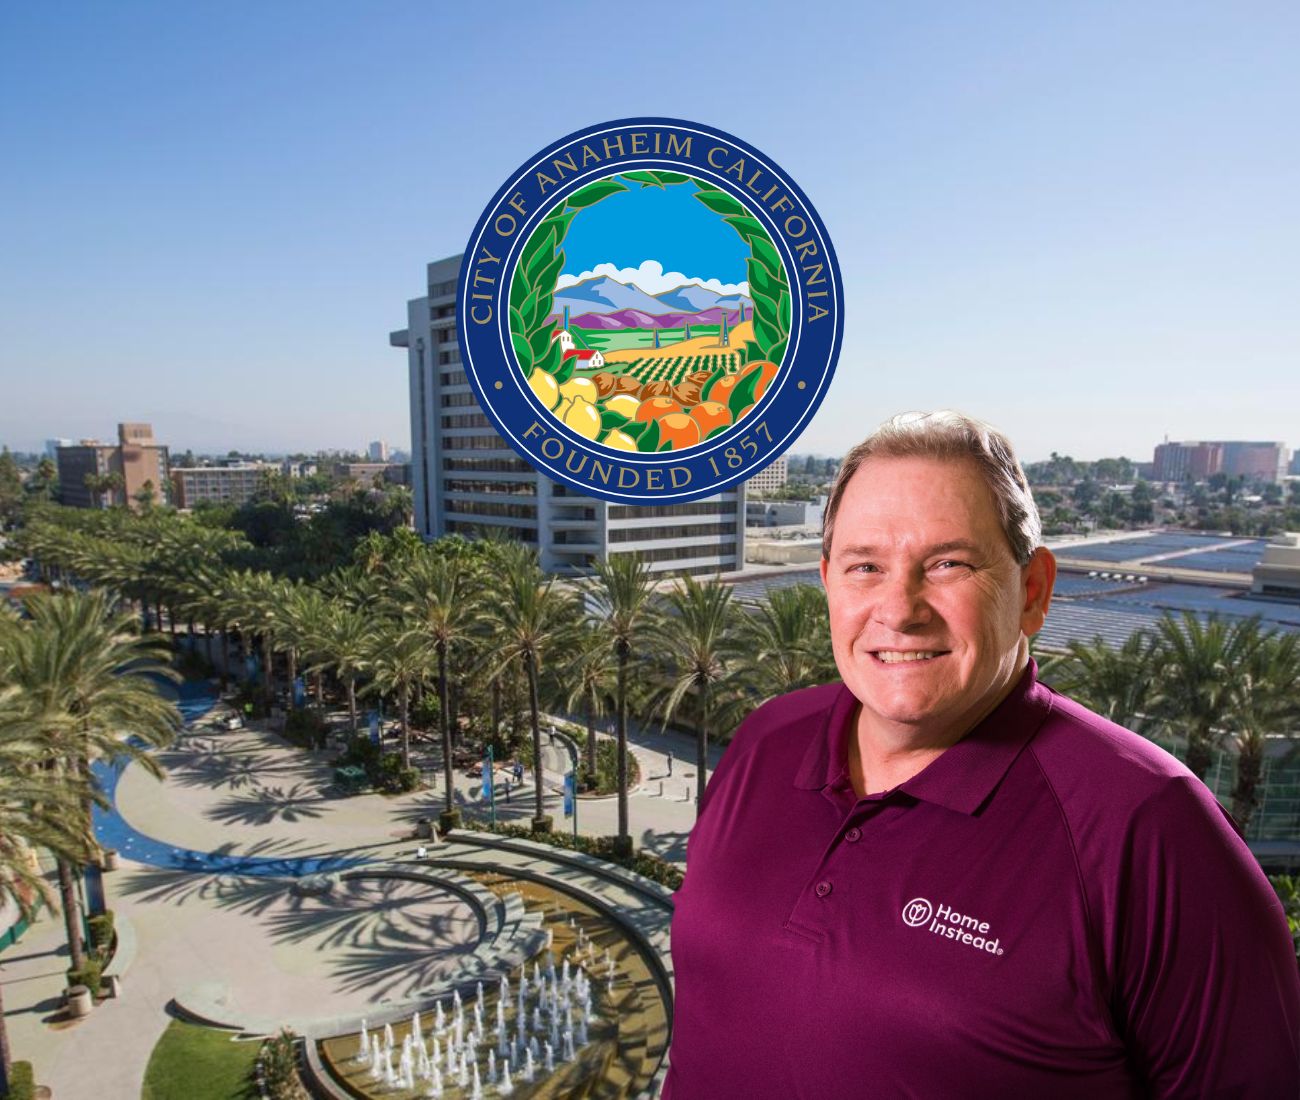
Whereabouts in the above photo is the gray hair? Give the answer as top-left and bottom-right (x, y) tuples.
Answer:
(821, 410), (1042, 565)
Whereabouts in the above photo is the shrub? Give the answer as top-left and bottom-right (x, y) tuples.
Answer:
(66, 957), (103, 996)
(282, 707), (328, 749)
(1269, 874), (1300, 965)
(88, 910), (115, 958)
(4, 1061), (35, 1100)
(257, 1028), (306, 1100)
(377, 753), (420, 793)
(410, 693), (441, 730)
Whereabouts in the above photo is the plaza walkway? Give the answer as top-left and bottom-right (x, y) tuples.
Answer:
(0, 685), (721, 1099)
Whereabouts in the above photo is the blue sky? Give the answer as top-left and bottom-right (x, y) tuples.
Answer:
(560, 179), (750, 287)
(1, 2), (1296, 461)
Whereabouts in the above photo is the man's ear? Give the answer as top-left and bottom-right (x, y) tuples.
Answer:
(1020, 547), (1056, 637)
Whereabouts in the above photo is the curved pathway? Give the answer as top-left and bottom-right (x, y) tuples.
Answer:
(2, 682), (690, 1099)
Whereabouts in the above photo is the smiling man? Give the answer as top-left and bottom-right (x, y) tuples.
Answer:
(665, 411), (1299, 1099)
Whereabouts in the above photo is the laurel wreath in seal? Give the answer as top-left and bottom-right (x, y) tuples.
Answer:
(508, 172), (792, 395)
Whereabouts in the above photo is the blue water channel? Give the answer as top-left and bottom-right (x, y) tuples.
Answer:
(92, 681), (369, 877)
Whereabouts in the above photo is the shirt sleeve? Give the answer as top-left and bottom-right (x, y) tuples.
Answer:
(1114, 776), (1300, 1097)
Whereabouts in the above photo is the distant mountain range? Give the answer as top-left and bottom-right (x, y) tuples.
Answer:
(552, 274), (752, 330)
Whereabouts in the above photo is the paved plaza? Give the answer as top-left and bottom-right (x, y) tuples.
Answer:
(0, 689), (720, 1098)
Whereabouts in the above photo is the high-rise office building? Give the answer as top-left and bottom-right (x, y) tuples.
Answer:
(392, 255), (745, 576)
(368, 440), (389, 462)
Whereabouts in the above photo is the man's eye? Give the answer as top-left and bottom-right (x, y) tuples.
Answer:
(850, 563), (880, 574)
(935, 560), (972, 571)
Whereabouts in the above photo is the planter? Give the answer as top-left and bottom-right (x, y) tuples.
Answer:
(100, 849), (120, 871)
(66, 984), (93, 1018)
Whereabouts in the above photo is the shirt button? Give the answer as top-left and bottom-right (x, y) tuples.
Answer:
(815, 880), (833, 898)
(844, 827), (861, 843)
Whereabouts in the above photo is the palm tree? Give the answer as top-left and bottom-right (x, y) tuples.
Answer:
(562, 623), (617, 785)
(1, 589), (180, 971)
(1226, 631), (1300, 833)
(361, 621), (431, 770)
(584, 553), (657, 855)
(310, 603), (373, 733)
(485, 549), (581, 832)
(395, 554), (485, 830)
(1053, 631), (1161, 736)
(732, 584), (834, 703)
(1151, 612), (1267, 779)
(0, 723), (99, 1097)
(654, 576), (739, 814)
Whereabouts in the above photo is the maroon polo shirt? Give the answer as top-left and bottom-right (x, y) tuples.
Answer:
(664, 662), (1300, 1098)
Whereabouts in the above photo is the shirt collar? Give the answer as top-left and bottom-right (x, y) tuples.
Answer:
(793, 660), (1054, 816)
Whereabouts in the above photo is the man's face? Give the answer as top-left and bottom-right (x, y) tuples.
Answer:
(820, 455), (1054, 748)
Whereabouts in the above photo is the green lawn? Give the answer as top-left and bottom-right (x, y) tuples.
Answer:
(141, 1019), (260, 1100)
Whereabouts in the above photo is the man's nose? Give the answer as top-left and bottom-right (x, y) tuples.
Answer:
(871, 569), (932, 631)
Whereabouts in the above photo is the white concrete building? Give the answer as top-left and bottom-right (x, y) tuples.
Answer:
(392, 254), (745, 577)
(745, 455), (788, 495)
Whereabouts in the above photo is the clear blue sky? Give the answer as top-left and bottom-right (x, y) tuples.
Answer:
(1, 2), (1296, 462)
(561, 180), (750, 285)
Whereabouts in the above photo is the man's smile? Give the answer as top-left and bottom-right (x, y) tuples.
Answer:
(871, 649), (949, 664)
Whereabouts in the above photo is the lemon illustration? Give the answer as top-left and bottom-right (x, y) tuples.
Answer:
(528, 368), (561, 410)
(602, 429), (637, 451)
(559, 375), (599, 403)
(604, 393), (640, 420)
(561, 396), (602, 440)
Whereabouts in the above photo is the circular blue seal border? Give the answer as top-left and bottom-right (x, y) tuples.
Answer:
(457, 117), (843, 505)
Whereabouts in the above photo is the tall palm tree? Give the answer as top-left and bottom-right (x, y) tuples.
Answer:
(395, 554), (485, 830)
(1053, 630), (1161, 736)
(1151, 612), (1267, 779)
(0, 720), (99, 1097)
(562, 623), (617, 784)
(310, 603), (373, 733)
(654, 576), (739, 814)
(485, 549), (581, 832)
(2, 589), (180, 971)
(732, 584), (834, 703)
(584, 553), (657, 855)
(1226, 631), (1300, 833)
(361, 621), (431, 770)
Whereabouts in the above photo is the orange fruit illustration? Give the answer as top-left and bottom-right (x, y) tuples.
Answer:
(658, 413), (702, 449)
(635, 396), (684, 423)
(690, 401), (732, 437)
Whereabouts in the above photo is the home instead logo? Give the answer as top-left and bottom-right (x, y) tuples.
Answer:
(457, 118), (843, 504)
(902, 898), (1005, 956)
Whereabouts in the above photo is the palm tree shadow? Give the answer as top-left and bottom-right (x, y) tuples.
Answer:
(205, 783), (333, 826)
(158, 749), (284, 791)
(638, 827), (689, 865)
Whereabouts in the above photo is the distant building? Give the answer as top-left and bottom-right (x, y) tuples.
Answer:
(44, 438), (71, 459)
(745, 456), (789, 495)
(1221, 441), (1288, 483)
(336, 462), (406, 488)
(57, 423), (169, 511)
(1153, 441), (1223, 483)
(171, 464), (269, 509)
(368, 440), (389, 462)
(393, 254), (745, 577)
(746, 496), (824, 528)
(281, 459), (318, 479)
(1154, 439), (1288, 483)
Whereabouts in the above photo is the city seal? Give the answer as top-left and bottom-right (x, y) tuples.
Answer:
(457, 118), (843, 504)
